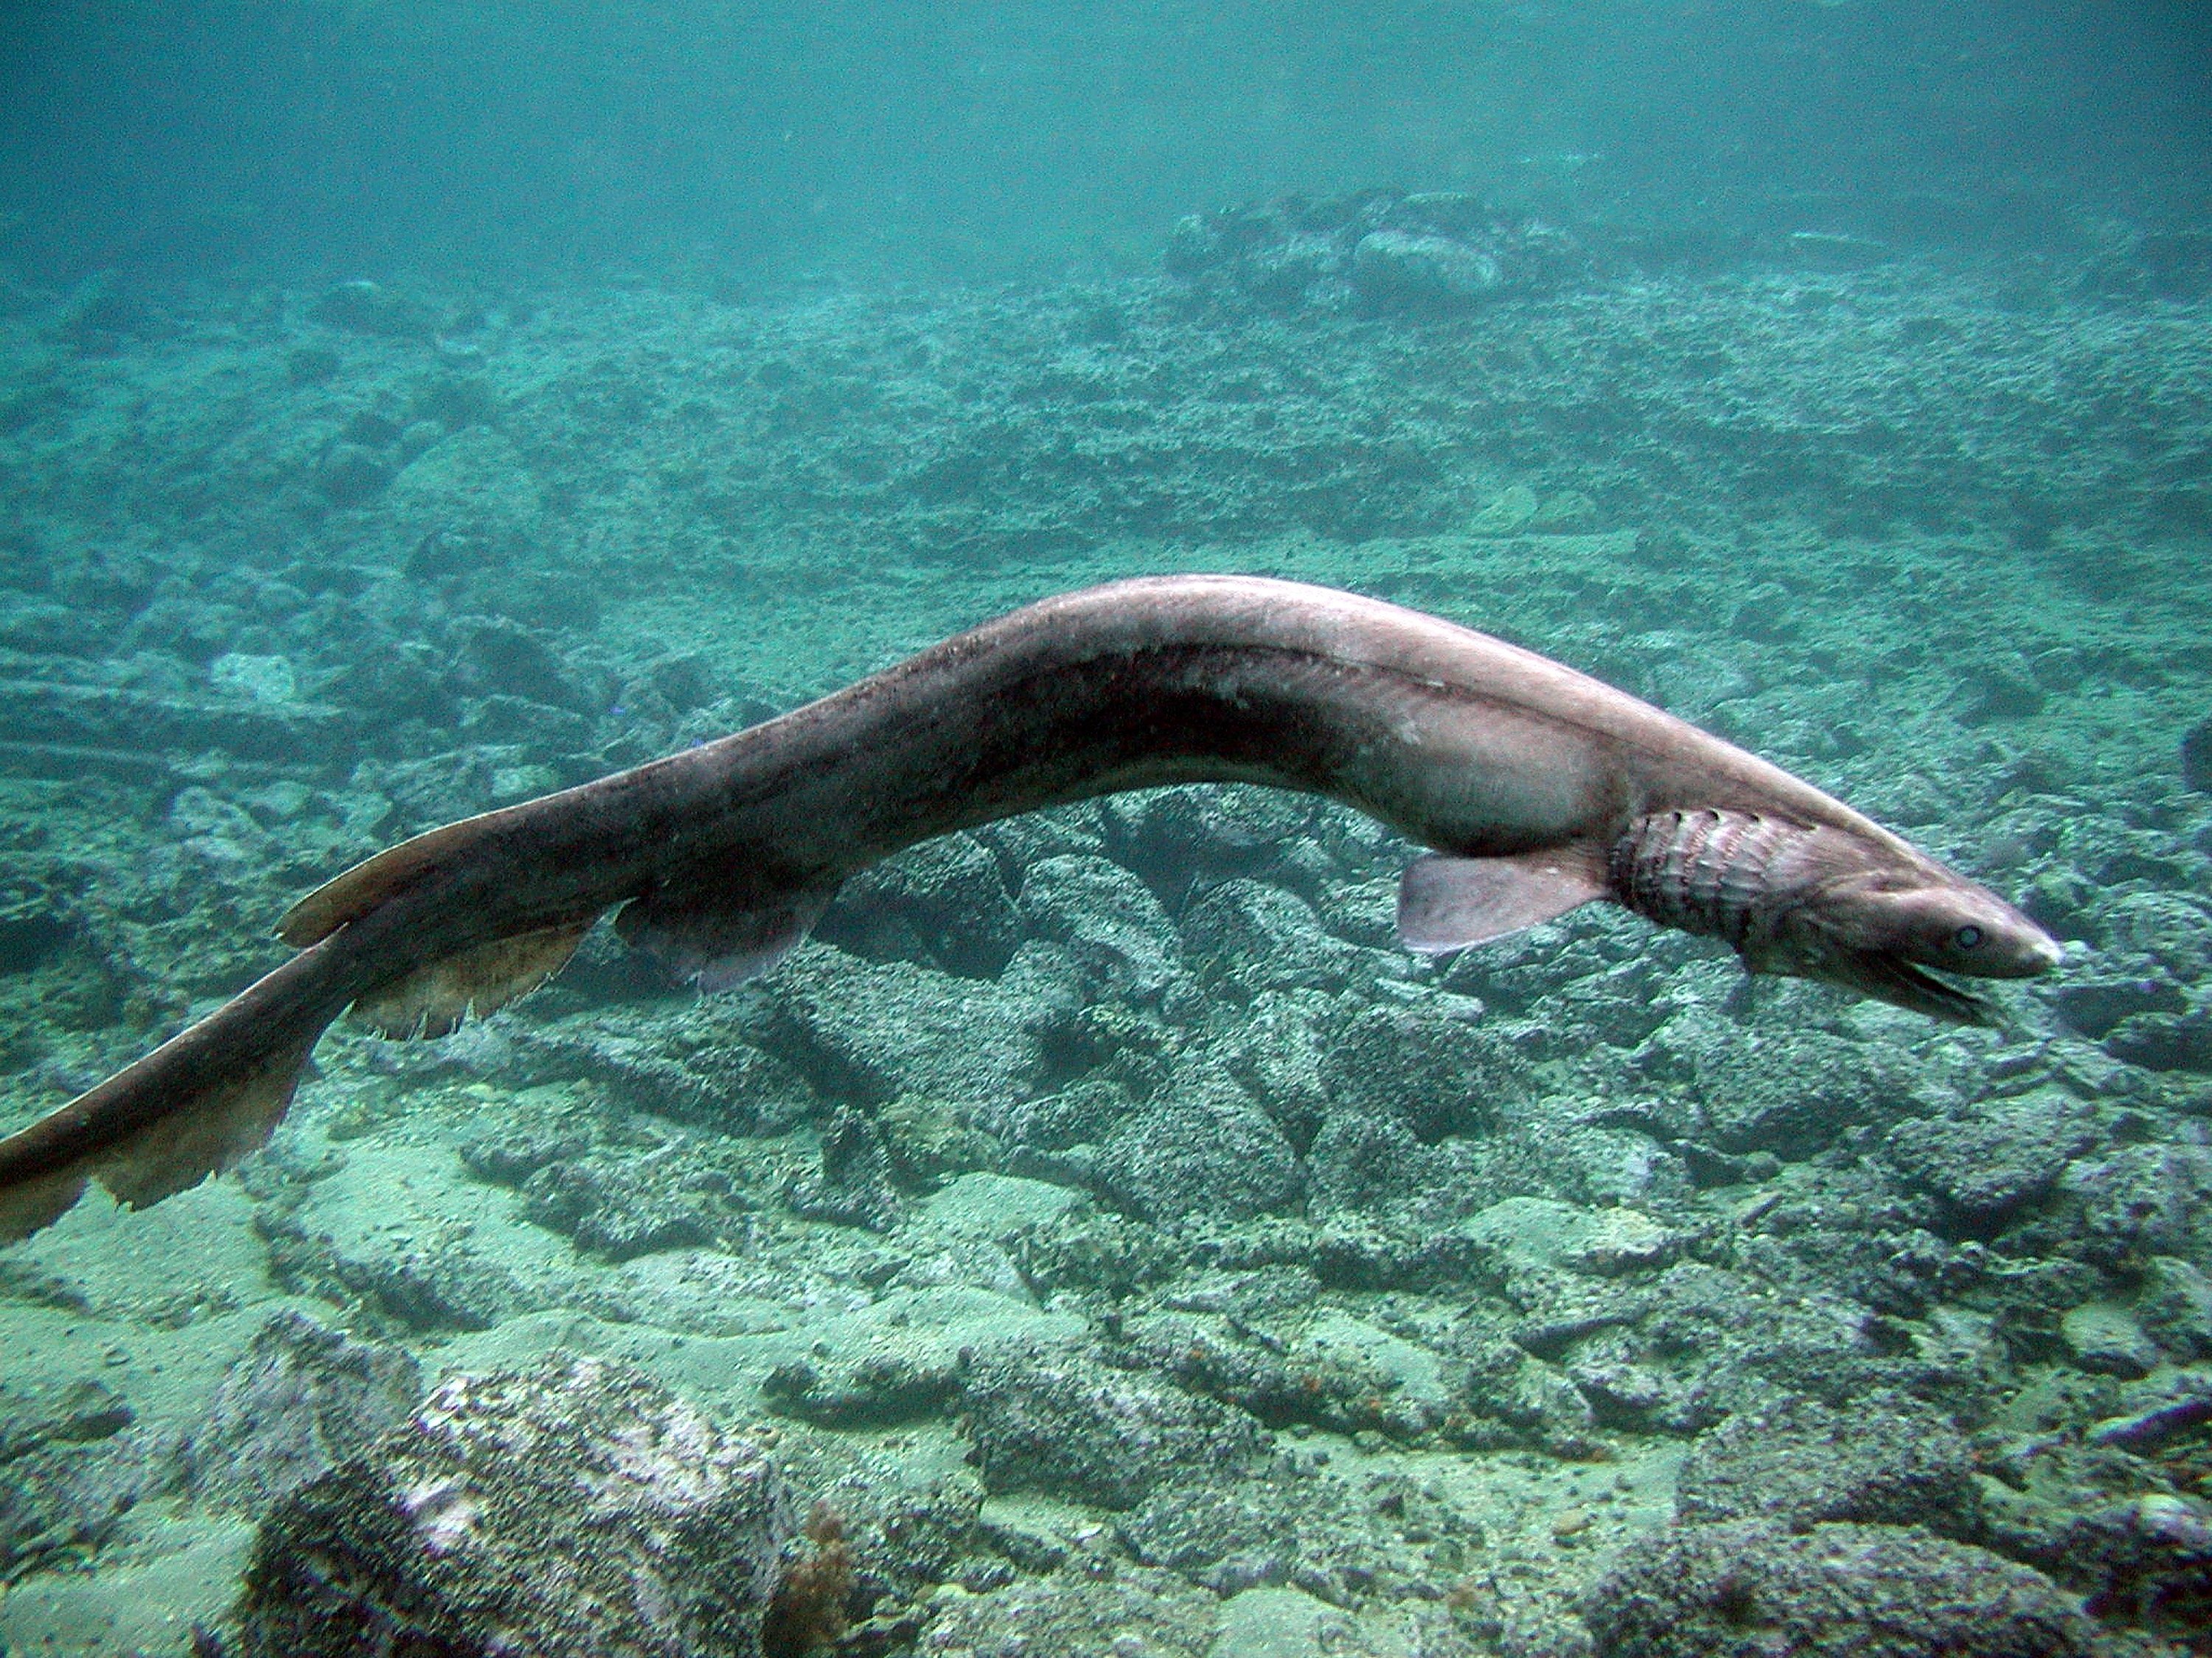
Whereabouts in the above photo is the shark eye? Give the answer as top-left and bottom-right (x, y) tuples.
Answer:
(1953, 924), (1984, 950)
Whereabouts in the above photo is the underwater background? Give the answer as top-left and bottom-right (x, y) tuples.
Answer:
(1, 1), (2211, 1653)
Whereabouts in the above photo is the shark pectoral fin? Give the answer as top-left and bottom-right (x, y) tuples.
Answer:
(614, 879), (839, 992)
(1395, 848), (1610, 954)
(350, 915), (599, 1039)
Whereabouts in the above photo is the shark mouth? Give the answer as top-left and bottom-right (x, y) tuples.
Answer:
(1822, 951), (1999, 1027)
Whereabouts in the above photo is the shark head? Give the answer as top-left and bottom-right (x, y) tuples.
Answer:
(1609, 810), (2062, 1026)
(1747, 833), (2063, 1025)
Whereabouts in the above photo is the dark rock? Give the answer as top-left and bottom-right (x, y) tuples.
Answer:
(1673, 1393), (1981, 1540)
(786, 1106), (904, 1230)
(0, 1376), (161, 1578)
(1094, 1061), (1303, 1222)
(1018, 854), (1182, 999)
(1882, 1093), (2098, 1227)
(1580, 1519), (2096, 1657)
(2050, 977), (2188, 1040)
(2105, 1008), (2212, 1073)
(1318, 999), (1522, 1143)
(180, 1311), (421, 1515)
(959, 1347), (1267, 1510)
(2185, 717), (2212, 793)
(237, 1357), (796, 1658)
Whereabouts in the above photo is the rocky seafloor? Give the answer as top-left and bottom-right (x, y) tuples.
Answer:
(0, 198), (2210, 1656)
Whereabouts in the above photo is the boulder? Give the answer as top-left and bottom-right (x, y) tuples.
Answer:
(1882, 1092), (2098, 1227)
(1673, 1393), (1981, 1539)
(180, 1310), (421, 1514)
(1581, 1519), (2094, 1657)
(1018, 853), (1183, 999)
(237, 1356), (796, 1658)
(959, 1347), (1268, 1511)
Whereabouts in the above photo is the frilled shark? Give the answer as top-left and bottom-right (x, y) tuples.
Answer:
(0, 576), (2058, 1241)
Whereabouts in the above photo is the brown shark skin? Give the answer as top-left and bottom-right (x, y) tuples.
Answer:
(0, 574), (2056, 1232)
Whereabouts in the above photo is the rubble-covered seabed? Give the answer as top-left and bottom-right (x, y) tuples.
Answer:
(0, 219), (2209, 1656)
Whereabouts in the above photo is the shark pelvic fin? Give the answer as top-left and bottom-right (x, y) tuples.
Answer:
(1395, 847), (1609, 954)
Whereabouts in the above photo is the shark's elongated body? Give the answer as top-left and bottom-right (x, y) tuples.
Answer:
(0, 576), (2057, 1240)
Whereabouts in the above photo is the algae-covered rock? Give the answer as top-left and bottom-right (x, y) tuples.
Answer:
(1121, 1473), (1464, 1606)
(1673, 1393), (1981, 1539)
(1019, 852), (1184, 998)
(818, 831), (1023, 978)
(2059, 1300), (2162, 1378)
(2184, 716), (2212, 793)
(1653, 1016), (1923, 1157)
(179, 1310), (421, 1515)
(2136, 1255), (2212, 1360)
(1580, 1519), (2095, 1657)
(1318, 998), (1523, 1142)
(2056, 1143), (2212, 1271)
(1098, 783), (1329, 900)
(1183, 878), (1375, 994)
(959, 1346), (1268, 1510)
(237, 1356), (796, 1658)
(1096, 1060), (1304, 1222)
(2104, 1007), (2212, 1073)
(1352, 229), (1502, 308)
(917, 1561), (1219, 1658)
(764, 939), (1075, 1107)
(2031, 1494), (2212, 1648)
(0, 1375), (155, 1578)
(1882, 1091), (2099, 1227)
